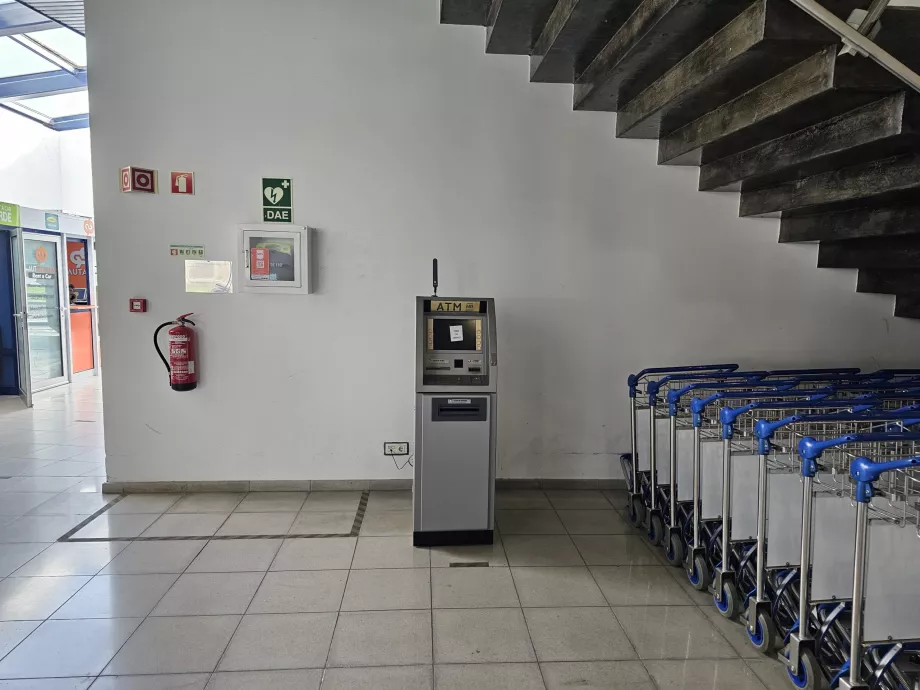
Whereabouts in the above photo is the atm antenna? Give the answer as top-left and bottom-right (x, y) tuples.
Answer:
(432, 258), (438, 297)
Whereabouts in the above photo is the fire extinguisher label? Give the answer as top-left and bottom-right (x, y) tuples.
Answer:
(188, 361), (195, 375)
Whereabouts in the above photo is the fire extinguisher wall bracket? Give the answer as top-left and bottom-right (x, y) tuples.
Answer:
(154, 314), (198, 392)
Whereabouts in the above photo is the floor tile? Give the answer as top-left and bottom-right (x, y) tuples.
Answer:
(320, 666), (431, 690)
(351, 537), (428, 569)
(19, 446), (88, 462)
(431, 567), (519, 608)
(342, 568), (430, 611)
(0, 678), (94, 689)
(104, 615), (241, 675)
(205, 670), (322, 690)
(434, 663), (544, 690)
(429, 541), (506, 568)
(0, 618), (141, 678)
(2, 478), (79, 494)
(104, 495), (181, 514)
(270, 538), (356, 571)
(0, 621), (41, 660)
(665, 566), (719, 607)
(26, 493), (113, 516)
(525, 607), (635, 662)
(541, 660), (655, 689)
(248, 570), (348, 614)
(31, 461), (101, 477)
(328, 610), (432, 667)
(70, 514), (158, 539)
(495, 490), (551, 510)
(300, 492), (360, 513)
(644, 659), (768, 689)
(141, 514), (228, 538)
(90, 675), (210, 689)
(0, 516), (91, 543)
(0, 576), (89, 620)
(0, 494), (61, 516)
(151, 573), (262, 616)
(11, 543), (126, 577)
(495, 510), (565, 535)
(215, 513), (296, 537)
(364, 491), (411, 513)
(699, 605), (761, 659)
(356, 511), (410, 537)
(51, 575), (177, 619)
(100, 542), (204, 575)
(602, 490), (628, 507)
(290, 512), (355, 535)
(0, 544), (50, 578)
(557, 510), (631, 535)
(571, 535), (660, 566)
(512, 567), (606, 607)
(502, 536), (584, 567)
(167, 494), (244, 514)
(187, 539), (281, 573)
(432, 608), (535, 664)
(545, 490), (614, 510)
(233, 492), (307, 513)
(612, 606), (737, 660)
(590, 566), (695, 606)
(218, 613), (336, 671)
(745, 658), (791, 690)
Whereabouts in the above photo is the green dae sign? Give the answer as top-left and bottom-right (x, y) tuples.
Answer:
(262, 178), (293, 223)
(0, 202), (20, 227)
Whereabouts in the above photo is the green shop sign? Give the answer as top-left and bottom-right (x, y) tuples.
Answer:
(0, 202), (20, 227)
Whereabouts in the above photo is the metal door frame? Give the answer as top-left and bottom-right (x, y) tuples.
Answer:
(10, 229), (33, 407)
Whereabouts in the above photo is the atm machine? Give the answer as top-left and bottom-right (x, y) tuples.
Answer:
(413, 263), (497, 546)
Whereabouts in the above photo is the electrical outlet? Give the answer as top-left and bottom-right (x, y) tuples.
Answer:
(384, 442), (409, 456)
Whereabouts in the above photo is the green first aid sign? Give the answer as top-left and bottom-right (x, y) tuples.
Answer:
(0, 202), (20, 227)
(262, 178), (293, 223)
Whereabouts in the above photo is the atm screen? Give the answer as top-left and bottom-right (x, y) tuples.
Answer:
(429, 318), (480, 351)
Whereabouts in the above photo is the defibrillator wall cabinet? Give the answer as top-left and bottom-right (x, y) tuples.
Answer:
(414, 297), (497, 546)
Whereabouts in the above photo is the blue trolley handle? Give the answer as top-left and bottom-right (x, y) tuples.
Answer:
(851, 455), (920, 502)
(798, 431), (920, 478)
(628, 364), (738, 398)
(765, 368), (861, 376)
(645, 370), (771, 402)
(686, 380), (802, 426)
(664, 377), (797, 411)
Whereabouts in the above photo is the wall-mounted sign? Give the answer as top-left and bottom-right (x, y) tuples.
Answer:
(44, 213), (59, 231)
(121, 166), (157, 193)
(68, 238), (88, 303)
(430, 300), (481, 313)
(171, 172), (195, 195)
(262, 177), (292, 223)
(83, 219), (95, 235)
(185, 260), (233, 294)
(170, 244), (205, 258)
(0, 201), (19, 227)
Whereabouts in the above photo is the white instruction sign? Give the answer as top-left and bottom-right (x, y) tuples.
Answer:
(449, 325), (463, 343)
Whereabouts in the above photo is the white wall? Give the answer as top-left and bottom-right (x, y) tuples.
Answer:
(60, 130), (94, 217)
(86, 0), (920, 483)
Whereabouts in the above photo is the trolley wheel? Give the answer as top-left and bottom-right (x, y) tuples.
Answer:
(648, 513), (665, 546)
(746, 611), (777, 654)
(628, 495), (646, 528)
(786, 649), (827, 690)
(665, 531), (685, 568)
(688, 554), (710, 592)
(714, 580), (741, 619)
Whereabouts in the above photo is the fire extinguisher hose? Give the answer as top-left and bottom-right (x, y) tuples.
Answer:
(153, 322), (174, 374)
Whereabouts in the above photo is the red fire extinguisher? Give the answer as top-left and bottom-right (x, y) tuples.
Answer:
(154, 313), (198, 391)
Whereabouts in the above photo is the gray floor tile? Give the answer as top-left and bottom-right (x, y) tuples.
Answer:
(0, 515), (91, 543)
(613, 606), (737, 660)
(215, 513), (296, 536)
(546, 490), (614, 510)
(524, 607), (636, 662)
(103, 495), (181, 514)
(0, 676), (94, 689)
(512, 567), (606, 607)
(25, 492), (113, 516)
(541, 660), (656, 690)
(433, 608), (535, 664)
(70, 515), (158, 539)
(2, 477), (82, 494)
(364, 491), (411, 514)
(590, 566), (695, 606)
(320, 666), (431, 690)
(665, 566), (720, 607)
(248, 570), (348, 613)
(290, 512), (355, 535)
(328, 610), (432, 667)
(342, 568), (430, 611)
(434, 663), (544, 690)
(100, 542), (204, 575)
(151, 573), (262, 616)
(234, 493), (307, 513)
(300, 492), (360, 513)
(745, 658), (791, 690)
(351, 537), (429, 569)
(52, 574), (177, 619)
(0, 576), (90, 620)
(571, 535), (660, 566)
(644, 659), (768, 689)
(104, 615), (241, 675)
(602, 490), (629, 507)
(495, 510), (565, 535)
(429, 541), (506, 568)
(187, 539), (281, 573)
(495, 491), (551, 510)
(558, 510), (631, 535)
(167, 494), (244, 514)
(0, 493), (60, 516)
(502, 536), (584, 567)
(11, 542), (126, 577)
(271, 538), (356, 571)
(431, 567), (519, 608)
(206, 670), (322, 690)
(699, 605), (762, 659)
(218, 613), (337, 671)
(0, 618), (141, 678)
(141, 514), (228, 538)
(90, 675), (210, 689)
(0, 621), (41, 660)
(0, 543), (50, 578)
(358, 511), (411, 537)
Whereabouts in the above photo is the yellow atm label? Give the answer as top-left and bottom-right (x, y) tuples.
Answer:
(431, 300), (480, 312)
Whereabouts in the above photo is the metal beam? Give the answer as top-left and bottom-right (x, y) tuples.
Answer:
(51, 113), (88, 130)
(0, 69), (87, 101)
(0, 1), (58, 36)
(15, 1), (85, 35)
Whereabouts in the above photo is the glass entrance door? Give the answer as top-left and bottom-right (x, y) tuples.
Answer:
(10, 230), (32, 407)
(21, 232), (69, 392)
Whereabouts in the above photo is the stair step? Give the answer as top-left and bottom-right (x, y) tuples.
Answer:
(658, 47), (902, 166)
(700, 95), (920, 192)
(486, 0), (559, 54)
(441, 0), (491, 25)
(740, 153), (920, 218)
(531, 0), (641, 83)
(616, 0), (844, 139)
(857, 270), (920, 296)
(817, 236), (920, 270)
(780, 206), (920, 243)
(895, 295), (920, 319)
(574, 0), (751, 112)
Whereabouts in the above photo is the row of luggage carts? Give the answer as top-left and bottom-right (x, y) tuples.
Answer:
(620, 364), (920, 690)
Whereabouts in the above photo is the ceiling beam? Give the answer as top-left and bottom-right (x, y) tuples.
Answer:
(0, 68), (87, 101)
(0, 2), (58, 36)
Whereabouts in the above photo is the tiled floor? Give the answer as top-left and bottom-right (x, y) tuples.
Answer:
(0, 382), (793, 688)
